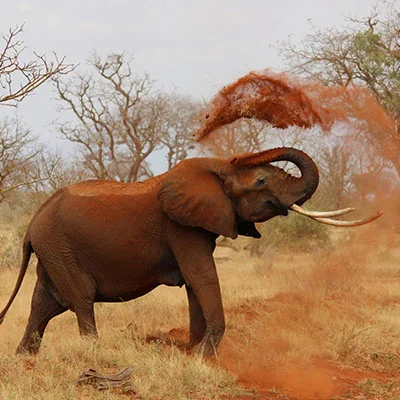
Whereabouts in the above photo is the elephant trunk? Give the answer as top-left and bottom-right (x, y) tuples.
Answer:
(230, 147), (319, 207)
(277, 148), (319, 206)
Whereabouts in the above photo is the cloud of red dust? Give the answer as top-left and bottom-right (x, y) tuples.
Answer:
(195, 69), (398, 169)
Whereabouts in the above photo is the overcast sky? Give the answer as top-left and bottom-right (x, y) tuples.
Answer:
(1, 0), (380, 168)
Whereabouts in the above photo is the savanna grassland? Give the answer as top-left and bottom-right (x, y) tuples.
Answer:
(1, 209), (400, 400)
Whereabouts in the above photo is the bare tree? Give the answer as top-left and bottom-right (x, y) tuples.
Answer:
(55, 52), (199, 181)
(278, 1), (400, 176)
(200, 119), (269, 158)
(0, 25), (73, 106)
(0, 117), (50, 202)
(316, 144), (355, 208)
(160, 94), (200, 170)
(0, 24), (74, 202)
(279, 3), (400, 114)
(349, 134), (393, 201)
(29, 151), (89, 194)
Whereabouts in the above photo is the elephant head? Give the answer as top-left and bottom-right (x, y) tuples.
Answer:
(158, 147), (320, 239)
(158, 147), (382, 238)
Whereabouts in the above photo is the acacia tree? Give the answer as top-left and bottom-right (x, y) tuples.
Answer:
(1, 25), (73, 106)
(0, 118), (40, 202)
(0, 118), (68, 204)
(199, 119), (271, 159)
(0, 25), (73, 202)
(55, 53), (199, 182)
(278, 1), (400, 176)
(29, 151), (89, 194)
(160, 93), (200, 170)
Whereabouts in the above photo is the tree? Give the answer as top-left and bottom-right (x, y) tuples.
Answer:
(55, 53), (200, 182)
(0, 25), (73, 106)
(29, 151), (89, 194)
(0, 118), (50, 203)
(278, 1), (400, 176)
(316, 144), (355, 208)
(0, 25), (74, 202)
(198, 119), (269, 158)
(160, 93), (200, 170)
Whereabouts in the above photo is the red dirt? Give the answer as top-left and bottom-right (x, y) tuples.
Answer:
(151, 291), (400, 400)
(194, 70), (331, 142)
(219, 293), (400, 399)
(217, 296), (338, 400)
(219, 339), (399, 400)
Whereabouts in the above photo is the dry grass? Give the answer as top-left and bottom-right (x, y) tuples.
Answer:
(1, 220), (400, 399)
(0, 267), (242, 400)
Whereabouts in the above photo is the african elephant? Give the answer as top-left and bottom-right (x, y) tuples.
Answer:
(0, 147), (378, 356)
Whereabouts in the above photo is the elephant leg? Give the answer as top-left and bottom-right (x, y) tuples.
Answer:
(190, 279), (225, 357)
(186, 285), (206, 347)
(172, 231), (225, 357)
(75, 303), (97, 337)
(17, 278), (67, 355)
(36, 252), (98, 338)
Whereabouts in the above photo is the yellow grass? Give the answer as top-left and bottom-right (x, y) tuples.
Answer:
(1, 222), (400, 399)
(0, 265), (242, 400)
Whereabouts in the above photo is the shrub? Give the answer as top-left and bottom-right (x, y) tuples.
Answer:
(248, 212), (331, 257)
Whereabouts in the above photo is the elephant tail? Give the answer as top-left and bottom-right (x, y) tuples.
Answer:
(0, 236), (33, 325)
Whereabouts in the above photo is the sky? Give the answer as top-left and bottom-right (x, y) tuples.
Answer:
(1, 0), (381, 170)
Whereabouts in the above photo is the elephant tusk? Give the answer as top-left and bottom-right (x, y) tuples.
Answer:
(310, 211), (384, 227)
(290, 204), (356, 218)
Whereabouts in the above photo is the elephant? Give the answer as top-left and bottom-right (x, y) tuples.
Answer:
(0, 147), (380, 356)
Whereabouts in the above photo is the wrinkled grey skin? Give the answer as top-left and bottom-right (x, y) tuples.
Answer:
(0, 147), (319, 356)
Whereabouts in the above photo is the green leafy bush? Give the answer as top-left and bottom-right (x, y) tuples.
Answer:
(248, 212), (331, 256)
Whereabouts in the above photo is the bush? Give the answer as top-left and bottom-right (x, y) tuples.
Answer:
(248, 212), (331, 256)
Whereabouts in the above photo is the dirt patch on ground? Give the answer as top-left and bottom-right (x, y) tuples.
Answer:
(221, 295), (400, 399)
(220, 346), (400, 399)
(151, 292), (400, 400)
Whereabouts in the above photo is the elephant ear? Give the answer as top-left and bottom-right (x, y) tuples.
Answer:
(158, 160), (237, 239)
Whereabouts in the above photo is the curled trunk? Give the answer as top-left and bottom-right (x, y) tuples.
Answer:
(230, 147), (319, 207)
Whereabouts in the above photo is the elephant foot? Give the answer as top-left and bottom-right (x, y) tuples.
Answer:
(16, 338), (41, 355)
(16, 330), (43, 355)
(191, 333), (221, 358)
(16, 347), (37, 356)
(192, 341), (218, 358)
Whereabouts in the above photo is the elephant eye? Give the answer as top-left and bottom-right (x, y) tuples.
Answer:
(255, 177), (267, 187)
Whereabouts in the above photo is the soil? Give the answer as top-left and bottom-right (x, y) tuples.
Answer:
(147, 296), (400, 400)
